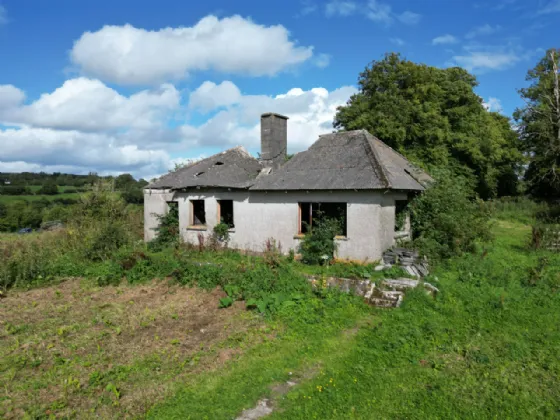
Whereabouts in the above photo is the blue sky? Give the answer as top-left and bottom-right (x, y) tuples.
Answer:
(0, 0), (558, 179)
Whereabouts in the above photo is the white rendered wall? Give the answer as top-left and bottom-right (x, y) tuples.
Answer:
(159, 189), (407, 263)
(143, 189), (175, 241)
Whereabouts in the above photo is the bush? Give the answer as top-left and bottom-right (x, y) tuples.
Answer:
(299, 216), (341, 265)
(147, 204), (180, 251)
(409, 169), (493, 260)
(83, 221), (131, 261)
(37, 183), (59, 195)
(121, 188), (144, 204)
(211, 223), (230, 248)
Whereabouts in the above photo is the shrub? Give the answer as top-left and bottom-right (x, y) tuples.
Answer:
(121, 188), (144, 204)
(37, 183), (59, 195)
(409, 169), (493, 260)
(147, 204), (180, 251)
(299, 216), (341, 265)
(211, 223), (230, 247)
(83, 221), (131, 261)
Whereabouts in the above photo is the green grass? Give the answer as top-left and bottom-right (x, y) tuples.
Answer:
(2, 216), (559, 418)
(150, 219), (560, 419)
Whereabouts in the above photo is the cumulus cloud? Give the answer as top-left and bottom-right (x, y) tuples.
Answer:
(0, 126), (171, 178)
(1, 78), (180, 131)
(70, 16), (315, 85)
(0, 85), (25, 109)
(0, 78), (356, 178)
(181, 81), (357, 152)
(432, 34), (458, 45)
(390, 38), (405, 46)
(189, 81), (242, 113)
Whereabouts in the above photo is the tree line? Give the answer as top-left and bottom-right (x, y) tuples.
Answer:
(334, 49), (560, 201)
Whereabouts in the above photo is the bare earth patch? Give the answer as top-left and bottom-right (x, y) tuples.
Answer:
(0, 278), (264, 418)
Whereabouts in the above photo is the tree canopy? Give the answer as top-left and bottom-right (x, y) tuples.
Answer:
(514, 48), (560, 200)
(334, 53), (523, 199)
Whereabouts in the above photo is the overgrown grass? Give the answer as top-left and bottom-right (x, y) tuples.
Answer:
(148, 219), (560, 419)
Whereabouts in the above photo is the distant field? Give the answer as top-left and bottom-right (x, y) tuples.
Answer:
(0, 192), (82, 204)
(25, 185), (85, 193)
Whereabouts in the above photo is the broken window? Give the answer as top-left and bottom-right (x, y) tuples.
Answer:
(191, 199), (206, 226)
(218, 200), (234, 228)
(298, 202), (347, 236)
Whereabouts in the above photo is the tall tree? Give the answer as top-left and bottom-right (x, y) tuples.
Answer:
(514, 48), (560, 199)
(334, 53), (523, 198)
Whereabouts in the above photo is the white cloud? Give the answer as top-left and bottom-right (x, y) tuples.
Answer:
(365, 1), (420, 26)
(0, 78), (180, 131)
(0, 77), (356, 178)
(390, 38), (405, 46)
(189, 81), (242, 113)
(366, 0), (393, 24)
(0, 85), (25, 109)
(297, 0), (318, 16)
(181, 81), (357, 152)
(397, 11), (421, 25)
(537, 0), (560, 14)
(71, 16), (315, 85)
(451, 50), (521, 72)
(0, 5), (7, 25)
(432, 34), (458, 45)
(0, 126), (171, 178)
(325, 1), (357, 16)
(465, 24), (501, 39)
(483, 97), (503, 113)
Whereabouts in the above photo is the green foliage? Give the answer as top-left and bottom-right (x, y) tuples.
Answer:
(148, 204), (180, 251)
(37, 182), (59, 195)
(212, 223), (230, 245)
(121, 188), (144, 204)
(334, 53), (524, 199)
(298, 216), (341, 265)
(514, 48), (560, 199)
(409, 169), (493, 259)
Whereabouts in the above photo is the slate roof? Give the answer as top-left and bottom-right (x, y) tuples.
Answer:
(147, 130), (431, 191)
(250, 130), (431, 191)
(147, 146), (262, 189)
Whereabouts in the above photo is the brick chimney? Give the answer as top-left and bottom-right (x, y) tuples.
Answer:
(260, 113), (288, 169)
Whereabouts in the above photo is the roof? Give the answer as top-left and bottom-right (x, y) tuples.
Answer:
(250, 130), (431, 191)
(147, 146), (262, 189)
(147, 130), (431, 192)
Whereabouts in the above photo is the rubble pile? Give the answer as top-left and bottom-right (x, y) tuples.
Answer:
(381, 248), (429, 278)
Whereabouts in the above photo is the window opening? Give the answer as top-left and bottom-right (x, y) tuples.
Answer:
(218, 200), (234, 228)
(191, 200), (206, 225)
(298, 202), (347, 236)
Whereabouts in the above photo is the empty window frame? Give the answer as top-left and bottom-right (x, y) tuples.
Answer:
(218, 199), (234, 228)
(298, 202), (347, 236)
(190, 199), (206, 226)
(395, 200), (409, 231)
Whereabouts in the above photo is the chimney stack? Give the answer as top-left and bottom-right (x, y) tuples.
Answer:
(260, 113), (288, 169)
